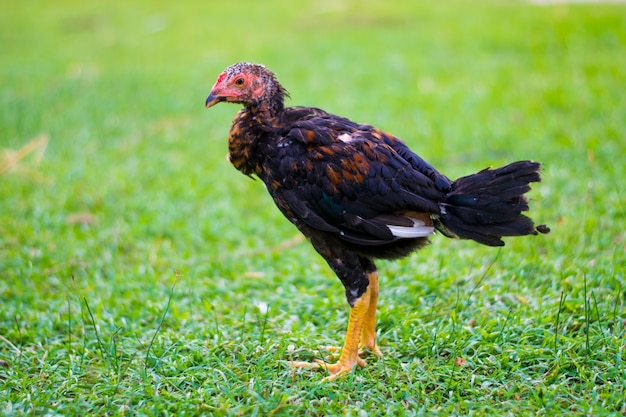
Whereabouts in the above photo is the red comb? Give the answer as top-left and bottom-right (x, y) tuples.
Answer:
(215, 71), (227, 84)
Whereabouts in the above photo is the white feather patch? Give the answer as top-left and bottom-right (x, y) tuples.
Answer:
(337, 133), (354, 143)
(387, 217), (435, 238)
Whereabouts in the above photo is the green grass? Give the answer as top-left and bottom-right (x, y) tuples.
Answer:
(1, 0), (625, 415)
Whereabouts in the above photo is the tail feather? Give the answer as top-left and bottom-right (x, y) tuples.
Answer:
(437, 160), (549, 247)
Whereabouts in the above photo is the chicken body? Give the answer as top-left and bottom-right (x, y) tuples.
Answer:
(206, 62), (548, 380)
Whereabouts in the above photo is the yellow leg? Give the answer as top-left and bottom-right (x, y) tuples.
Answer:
(359, 271), (382, 357)
(290, 278), (379, 381)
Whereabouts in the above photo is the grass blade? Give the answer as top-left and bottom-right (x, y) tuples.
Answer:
(144, 274), (178, 375)
(84, 297), (106, 362)
(554, 291), (566, 356)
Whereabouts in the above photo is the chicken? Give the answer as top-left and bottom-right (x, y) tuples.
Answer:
(205, 62), (549, 380)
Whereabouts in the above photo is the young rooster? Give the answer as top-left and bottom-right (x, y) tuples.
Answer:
(205, 62), (549, 380)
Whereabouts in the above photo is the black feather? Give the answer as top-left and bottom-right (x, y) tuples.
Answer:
(438, 161), (545, 247)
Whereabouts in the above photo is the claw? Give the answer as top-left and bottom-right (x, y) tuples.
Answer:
(288, 351), (366, 381)
(288, 360), (321, 370)
(316, 357), (365, 381)
(360, 344), (383, 358)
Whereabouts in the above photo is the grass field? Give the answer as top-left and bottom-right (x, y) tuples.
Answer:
(1, 0), (625, 415)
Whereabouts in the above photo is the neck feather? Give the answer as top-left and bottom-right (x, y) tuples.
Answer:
(248, 76), (288, 122)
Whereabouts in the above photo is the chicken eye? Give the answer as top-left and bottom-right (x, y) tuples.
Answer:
(234, 77), (245, 86)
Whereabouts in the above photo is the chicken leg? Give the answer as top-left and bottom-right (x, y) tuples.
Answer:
(359, 270), (382, 357)
(290, 270), (381, 380)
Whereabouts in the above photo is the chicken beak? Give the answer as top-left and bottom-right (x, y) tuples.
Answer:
(205, 92), (223, 108)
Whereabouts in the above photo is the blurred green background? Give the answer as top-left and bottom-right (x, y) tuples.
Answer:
(1, 0), (625, 415)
